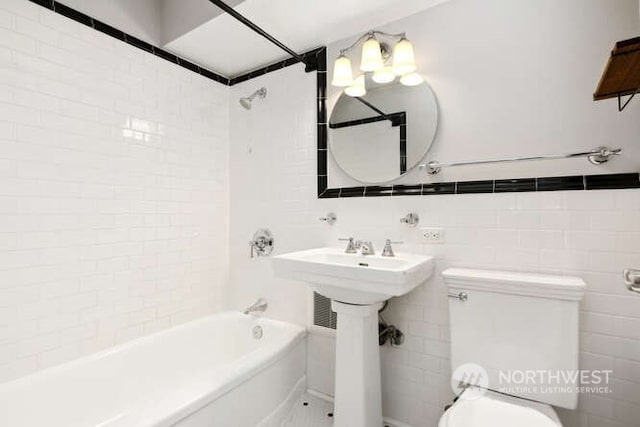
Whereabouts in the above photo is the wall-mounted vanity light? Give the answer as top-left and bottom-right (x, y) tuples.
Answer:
(332, 31), (423, 97)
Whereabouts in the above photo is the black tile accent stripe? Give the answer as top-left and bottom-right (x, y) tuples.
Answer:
(585, 173), (640, 190)
(495, 178), (536, 193)
(537, 176), (584, 192)
(422, 183), (456, 195)
(54, 2), (92, 26)
(125, 34), (153, 53)
(316, 48), (328, 197)
(392, 185), (422, 196)
(316, 174), (640, 198)
(93, 20), (125, 41)
(456, 180), (494, 194)
(30, 0), (54, 9)
(365, 186), (394, 197)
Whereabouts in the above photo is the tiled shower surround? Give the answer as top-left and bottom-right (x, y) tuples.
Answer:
(1, 1), (640, 427)
(0, 0), (229, 381)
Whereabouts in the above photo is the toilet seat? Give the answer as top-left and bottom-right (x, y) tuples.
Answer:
(439, 390), (562, 427)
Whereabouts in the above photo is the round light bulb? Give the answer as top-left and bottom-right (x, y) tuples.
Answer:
(400, 72), (424, 86)
(360, 36), (384, 72)
(345, 75), (366, 97)
(372, 66), (396, 84)
(392, 37), (417, 76)
(331, 55), (353, 87)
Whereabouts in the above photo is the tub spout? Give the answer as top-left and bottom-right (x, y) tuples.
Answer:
(243, 298), (268, 315)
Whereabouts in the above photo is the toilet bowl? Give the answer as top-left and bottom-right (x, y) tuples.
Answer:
(439, 390), (562, 427)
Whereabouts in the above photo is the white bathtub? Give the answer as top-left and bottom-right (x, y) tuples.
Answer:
(0, 311), (307, 427)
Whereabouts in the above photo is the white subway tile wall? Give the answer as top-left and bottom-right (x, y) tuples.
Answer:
(0, 0), (229, 381)
(228, 68), (640, 427)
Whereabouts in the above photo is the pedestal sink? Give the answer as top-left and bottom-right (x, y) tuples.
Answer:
(272, 247), (435, 427)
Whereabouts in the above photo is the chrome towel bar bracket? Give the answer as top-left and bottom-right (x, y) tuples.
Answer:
(624, 269), (640, 294)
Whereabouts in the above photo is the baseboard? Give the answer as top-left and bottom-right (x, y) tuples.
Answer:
(257, 375), (307, 427)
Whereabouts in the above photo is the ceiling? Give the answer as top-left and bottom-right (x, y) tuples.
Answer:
(164, 0), (453, 77)
(59, 0), (452, 78)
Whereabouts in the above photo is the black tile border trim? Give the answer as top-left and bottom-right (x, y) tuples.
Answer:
(28, 0), (324, 86)
(314, 46), (640, 198)
(318, 174), (640, 198)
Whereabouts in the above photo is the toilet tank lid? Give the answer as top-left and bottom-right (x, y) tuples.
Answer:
(442, 268), (586, 301)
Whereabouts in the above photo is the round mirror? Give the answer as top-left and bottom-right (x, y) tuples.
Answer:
(329, 76), (438, 184)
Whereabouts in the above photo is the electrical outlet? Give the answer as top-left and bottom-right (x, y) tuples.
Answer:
(421, 227), (445, 243)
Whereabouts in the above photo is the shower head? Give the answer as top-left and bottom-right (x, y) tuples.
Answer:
(239, 87), (267, 110)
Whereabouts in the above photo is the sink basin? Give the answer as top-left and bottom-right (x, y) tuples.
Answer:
(272, 247), (435, 304)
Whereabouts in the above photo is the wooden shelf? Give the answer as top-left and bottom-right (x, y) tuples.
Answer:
(593, 36), (640, 106)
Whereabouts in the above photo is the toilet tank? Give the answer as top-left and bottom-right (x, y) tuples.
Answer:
(443, 268), (586, 409)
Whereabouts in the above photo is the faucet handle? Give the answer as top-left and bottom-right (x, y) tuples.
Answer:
(400, 213), (419, 227)
(339, 237), (358, 254)
(381, 239), (403, 257)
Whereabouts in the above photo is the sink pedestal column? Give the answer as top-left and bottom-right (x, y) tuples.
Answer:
(331, 300), (384, 427)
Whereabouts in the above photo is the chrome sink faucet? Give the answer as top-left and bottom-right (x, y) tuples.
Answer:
(359, 241), (375, 255)
(339, 237), (375, 255)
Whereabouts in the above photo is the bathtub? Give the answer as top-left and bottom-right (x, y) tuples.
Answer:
(0, 311), (307, 427)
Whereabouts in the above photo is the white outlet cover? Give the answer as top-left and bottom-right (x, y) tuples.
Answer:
(421, 227), (445, 243)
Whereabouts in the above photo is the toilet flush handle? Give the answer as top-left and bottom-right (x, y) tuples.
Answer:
(448, 291), (468, 301)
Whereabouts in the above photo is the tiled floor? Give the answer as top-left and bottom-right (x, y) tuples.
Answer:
(281, 393), (334, 427)
(281, 393), (399, 427)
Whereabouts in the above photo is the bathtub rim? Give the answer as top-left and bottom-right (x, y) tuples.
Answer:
(0, 311), (306, 426)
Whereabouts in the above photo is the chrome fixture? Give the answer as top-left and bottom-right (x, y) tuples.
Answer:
(243, 298), (268, 315)
(339, 237), (375, 255)
(400, 213), (419, 227)
(359, 241), (375, 256)
(339, 237), (358, 254)
(239, 87), (267, 110)
(421, 146), (622, 175)
(381, 239), (403, 257)
(252, 325), (264, 339)
(624, 269), (640, 294)
(319, 212), (337, 225)
(448, 291), (468, 302)
(332, 30), (423, 97)
(249, 228), (274, 258)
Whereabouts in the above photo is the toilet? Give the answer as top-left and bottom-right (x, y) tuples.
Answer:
(439, 268), (586, 427)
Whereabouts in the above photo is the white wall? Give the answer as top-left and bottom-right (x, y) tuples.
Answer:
(228, 1), (640, 426)
(0, 0), (229, 382)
